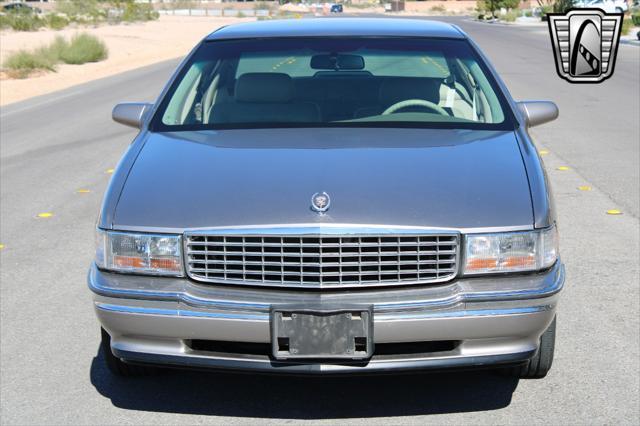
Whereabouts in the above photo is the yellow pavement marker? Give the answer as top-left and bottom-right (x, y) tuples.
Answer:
(37, 212), (53, 218)
(606, 209), (622, 215)
(557, 166), (570, 171)
(76, 189), (91, 194)
(578, 186), (592, 191)
(105, 168), (114, 174)
(539, 150), (549, 156)
(0, 244), (4, 250)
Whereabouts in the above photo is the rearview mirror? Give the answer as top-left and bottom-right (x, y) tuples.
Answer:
(310, 54), (365, 70)
(112, 102), (153, 129)
(517, 101), (559, 128)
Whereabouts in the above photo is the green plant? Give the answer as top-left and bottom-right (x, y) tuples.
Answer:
(58, 33), (108, 64)
(3, 49), (57, 78)
(56, 0), (100, 17)
(501, 0), (520, 10)
(45, 14), (70, 30)
(502, 10), (519, 22)
(6, 14), (45, 31)
(553, 0), (575, 13)
(621, 17), (633, 35)
(47, 36), (71, 60)
(121, 2), (159, 22)
(632, 13), (640, 26)
(2, 33), (108, 78)
(478, 0), (518, 19)
(539, 5), (553, 21)
(0, 15), (10, 30)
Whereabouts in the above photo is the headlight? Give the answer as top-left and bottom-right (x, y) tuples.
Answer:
(95, 229), (183, 276)
(463, 226), (558, 275)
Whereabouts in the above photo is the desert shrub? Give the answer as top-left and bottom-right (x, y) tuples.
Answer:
(169, 0), (197, 9)
(502, 10), (519, 22)
(56, 0), (107, 25)
(0, 15), (10, 29)
(58, 33), (108, 64)
(47, 36), (71, 59)
(45, 14), (70, 30)
(3, 33), (108, 78)
(6, 13), (45, 31)
(56, 0), (100, 17)
(429, 5), (447, 13)
(121, 2), (159, 22)
(4, 50), (57, 78)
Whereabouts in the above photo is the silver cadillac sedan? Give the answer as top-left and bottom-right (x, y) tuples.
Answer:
(90, 18), (564, 378)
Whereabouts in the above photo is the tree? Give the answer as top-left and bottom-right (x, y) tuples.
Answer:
(479, 0), (520, 18)
(502, 0), (520, 9)
(553, 0), (575, 13)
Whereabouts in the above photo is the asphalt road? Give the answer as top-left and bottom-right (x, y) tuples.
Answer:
(1, 16), (639, 425)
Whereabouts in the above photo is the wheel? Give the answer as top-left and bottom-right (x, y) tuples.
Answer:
(501, 316), (556, 379)
(101, 328), (158, 377)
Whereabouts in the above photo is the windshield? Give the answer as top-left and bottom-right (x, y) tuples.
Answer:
(151, 37), (515, 131)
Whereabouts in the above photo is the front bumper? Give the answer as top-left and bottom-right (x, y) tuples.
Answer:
(89, 261), (564, 374)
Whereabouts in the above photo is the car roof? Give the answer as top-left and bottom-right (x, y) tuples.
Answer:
(206, 18), (466, 41)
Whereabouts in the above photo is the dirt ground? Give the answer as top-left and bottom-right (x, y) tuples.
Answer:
(0, 16), (253, 106)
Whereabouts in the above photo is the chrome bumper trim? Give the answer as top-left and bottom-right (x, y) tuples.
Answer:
(88, 261), (564, 314)
(96, 303), (268, 321)
(95, 301), (553, 322)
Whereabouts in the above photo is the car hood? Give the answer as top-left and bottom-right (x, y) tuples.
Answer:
(113, 128), (533, 232)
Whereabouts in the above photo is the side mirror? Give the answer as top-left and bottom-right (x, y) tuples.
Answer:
(517, 101), (559, 128)
(112, 102), (153, 129)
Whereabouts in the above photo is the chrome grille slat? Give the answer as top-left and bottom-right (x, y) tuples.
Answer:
(185, 232), (459, 289)
(190, 260), (453, 267)
(187, 241), (456, 248)
(187, 249), (457, 256)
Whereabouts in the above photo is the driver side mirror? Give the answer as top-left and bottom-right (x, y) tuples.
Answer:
(517, 101), (559, 128)
(112, 102), (153, 129)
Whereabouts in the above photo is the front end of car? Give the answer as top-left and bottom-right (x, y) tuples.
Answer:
(90, 223), (562, 375)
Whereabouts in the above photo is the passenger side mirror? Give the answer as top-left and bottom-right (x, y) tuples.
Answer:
(517, 101), (559, 128)
(112, 102), (153, 129)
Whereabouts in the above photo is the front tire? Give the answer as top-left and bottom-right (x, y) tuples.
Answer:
(503, 316), (556, 379)
(101, 328), (158, 377)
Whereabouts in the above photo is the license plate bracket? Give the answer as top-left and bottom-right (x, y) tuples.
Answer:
(271, 307), (373, 360)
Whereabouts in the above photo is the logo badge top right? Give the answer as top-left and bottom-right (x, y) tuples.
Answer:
(548, 9), (623, 83)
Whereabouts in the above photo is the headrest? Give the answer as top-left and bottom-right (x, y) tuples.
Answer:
(235, 73), (293, 103)
(378, 78), (441, 105)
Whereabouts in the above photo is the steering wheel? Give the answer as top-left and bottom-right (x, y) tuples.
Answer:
(382, 99), (451, 116)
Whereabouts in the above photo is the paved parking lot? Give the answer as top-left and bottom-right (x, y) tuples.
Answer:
(1, 16), (638, 425)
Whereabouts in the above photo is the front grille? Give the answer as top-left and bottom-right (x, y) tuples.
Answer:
(185, 231), (459, 289)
